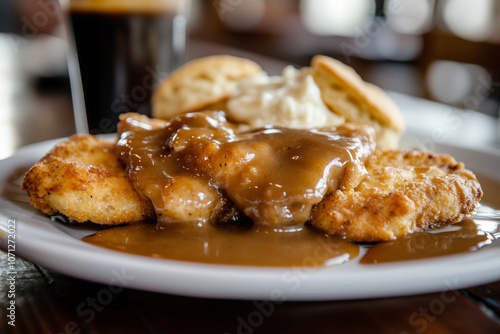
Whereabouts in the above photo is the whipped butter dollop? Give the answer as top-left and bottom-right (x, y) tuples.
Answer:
(226, 66), (344, 129)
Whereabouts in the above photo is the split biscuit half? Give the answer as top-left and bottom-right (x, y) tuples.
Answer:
(311, 55), (405, 149)
(152, 55), (263, 120)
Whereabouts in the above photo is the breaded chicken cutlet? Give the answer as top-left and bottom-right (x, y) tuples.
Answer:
(21, 135), (155, 225)
(21, 116), (482, 241)
(310, 150), (482, 241)
(116, 112), (376, 228)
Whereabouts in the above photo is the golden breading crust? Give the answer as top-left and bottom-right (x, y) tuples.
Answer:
(311, 55), (405, 149)
(21, 135), (155, 225)
(310, 150), (482, 242)
(152, 55), (263, 120)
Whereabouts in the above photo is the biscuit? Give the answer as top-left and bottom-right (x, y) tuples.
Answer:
(152, 55), (263, 120)
(311, 55), (405, 149)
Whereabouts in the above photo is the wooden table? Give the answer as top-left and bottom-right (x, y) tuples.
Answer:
(1, 36), (500, 333)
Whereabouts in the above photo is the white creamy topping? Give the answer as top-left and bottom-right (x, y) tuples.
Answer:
(226, 66), (344, 129)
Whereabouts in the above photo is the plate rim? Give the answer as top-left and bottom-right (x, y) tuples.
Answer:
(1, 134), (500, 301)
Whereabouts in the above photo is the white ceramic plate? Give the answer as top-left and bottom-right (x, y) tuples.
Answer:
(1, 136), (500, 301)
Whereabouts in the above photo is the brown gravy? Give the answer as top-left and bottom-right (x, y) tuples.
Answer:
(360, 218), (497, 264)
(83, 224), (359, 267)
(83, 114), (500, 268)
(116, 111), (374, 228)
(83, 212), (499, 267)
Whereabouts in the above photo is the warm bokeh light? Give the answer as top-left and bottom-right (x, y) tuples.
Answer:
(426, 60), (491, 107)
(0, 35), (20, 160)
(374, 29), (423, 61)
(386, 0), (434, 34)
(442, 0), (494, 41)
(300, 0), (374, 37)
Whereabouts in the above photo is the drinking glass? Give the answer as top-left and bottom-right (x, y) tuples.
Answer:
(61, 0), (191, 134)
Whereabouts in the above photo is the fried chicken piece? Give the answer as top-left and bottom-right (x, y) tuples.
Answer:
(22, 135), (155, 225)
(310, 150), (483, 242)
(117, 112), (231, 228)
(117, 112), (376, 228)
(181, 122), (375, 227)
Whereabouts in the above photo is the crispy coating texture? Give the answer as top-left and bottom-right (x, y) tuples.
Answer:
(310, 150), (483, 241)
(21, 135), (155, 225)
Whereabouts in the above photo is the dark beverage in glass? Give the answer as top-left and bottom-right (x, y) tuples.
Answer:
(64, 1), (189, 134)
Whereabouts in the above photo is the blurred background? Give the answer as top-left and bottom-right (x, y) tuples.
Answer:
(1, 0), (499, 158)
(192, 0), (500, 116)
